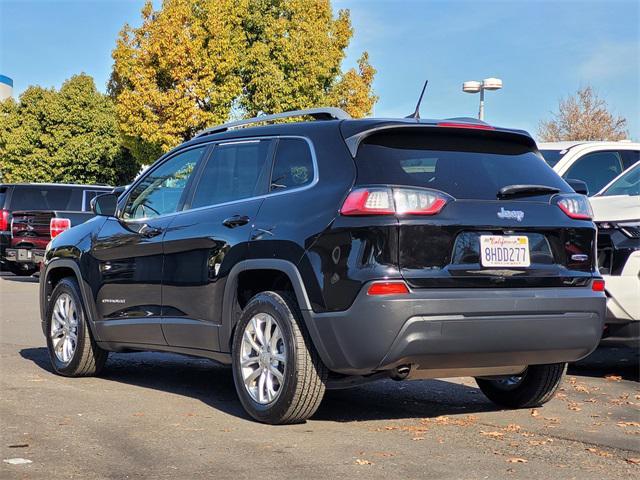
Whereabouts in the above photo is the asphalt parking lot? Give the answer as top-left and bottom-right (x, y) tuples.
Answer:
(1, 272), (638, 479)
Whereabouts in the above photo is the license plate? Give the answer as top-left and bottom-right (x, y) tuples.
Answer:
(17, 249), (33, 261)
(480, 235), (530, 267)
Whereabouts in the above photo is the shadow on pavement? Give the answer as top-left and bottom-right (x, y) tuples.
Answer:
(570, 346), (639, 382)
(20, 344), (638, 423)
(19, 346), (498, 422)
(0, 272), (39, 283)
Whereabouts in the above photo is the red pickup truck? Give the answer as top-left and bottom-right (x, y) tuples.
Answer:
(1, 183), (113, 275)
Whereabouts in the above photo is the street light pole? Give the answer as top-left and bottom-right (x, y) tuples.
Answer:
(463, 78), (502, 121)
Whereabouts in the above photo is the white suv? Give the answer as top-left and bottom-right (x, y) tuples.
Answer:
(539, 141), (640, 196)
(589, 162), (640, 347)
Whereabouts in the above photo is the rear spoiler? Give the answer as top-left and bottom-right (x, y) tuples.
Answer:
(342, 122), (537, 157)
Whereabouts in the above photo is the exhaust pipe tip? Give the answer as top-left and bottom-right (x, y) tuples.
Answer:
(389, 364), (412, 381)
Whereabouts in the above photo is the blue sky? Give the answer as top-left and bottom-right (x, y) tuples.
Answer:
(1, 0), (638, 140)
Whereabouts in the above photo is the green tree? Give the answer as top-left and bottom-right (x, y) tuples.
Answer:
(109, 0), (377, 164)
(0, 74), (136, 185)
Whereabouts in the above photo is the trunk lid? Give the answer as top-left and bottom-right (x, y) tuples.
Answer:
(352, 127), (597, 288)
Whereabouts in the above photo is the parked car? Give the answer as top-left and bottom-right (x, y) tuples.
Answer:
(1, 183), (112, 275)
(589, 161), (640, 347)
(538, 141), (640, 195)
(39, 108), (605, 424)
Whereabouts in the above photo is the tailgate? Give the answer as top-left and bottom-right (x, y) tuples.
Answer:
(352, 127), (597, 288)
(10, 210), (55, 249)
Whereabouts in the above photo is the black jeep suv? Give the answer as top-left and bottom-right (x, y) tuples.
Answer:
(39, 108), (605, 424)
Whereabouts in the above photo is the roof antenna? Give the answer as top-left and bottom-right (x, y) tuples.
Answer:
(405, 80), (429, 119)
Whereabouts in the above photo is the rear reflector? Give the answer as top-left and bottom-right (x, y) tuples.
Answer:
(50, 218), (71, 238)
(437, 122), (495, 130)
(592, 279), (605, 292)
(341, 187), (449, 216)
(0, 209), (8, 231)
(367, 281), (410, 296)
(556, 194), (593, 220)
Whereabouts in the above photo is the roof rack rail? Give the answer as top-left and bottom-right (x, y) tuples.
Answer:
(194, 107), (351, 138)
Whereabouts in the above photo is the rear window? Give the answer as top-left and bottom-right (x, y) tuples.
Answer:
(355, 131), (570, 200)
(0, 188), (7, 209)
(8, 187), (82, 211)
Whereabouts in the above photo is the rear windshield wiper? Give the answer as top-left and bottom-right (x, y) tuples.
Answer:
(497, 184), (560, 199)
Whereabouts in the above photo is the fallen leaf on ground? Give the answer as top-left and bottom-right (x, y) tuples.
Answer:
(626, 458), (640, 464)
(481, 431), (505, 438)
(530, 409), (540, 417)
(372, 452), (395, 457)
(617, 421), (640, 428)
(504, 424), (521, 432)
(355, 459), (373, 465)
(567, 403), (582, 411)
(412, 437), (425, 441)
(586, 447), (613, 457)
(574, 384), (590, 393)
(507, 457), (528, 463)
(604, 375), (622, 382)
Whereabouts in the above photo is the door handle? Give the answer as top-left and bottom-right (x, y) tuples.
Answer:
(139, 224), (164, 238)
(222, 215), (250, 228)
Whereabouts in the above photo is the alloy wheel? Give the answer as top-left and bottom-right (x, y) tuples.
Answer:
(239, 313), (287, 404)
(50, 293), (79, 364)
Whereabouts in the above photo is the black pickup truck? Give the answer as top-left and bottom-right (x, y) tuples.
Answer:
(1, 183), (113, 275)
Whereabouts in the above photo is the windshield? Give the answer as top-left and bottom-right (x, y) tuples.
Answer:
(599, 163), (640, 197)
(355, 131), (570, 200)
(539, 149), (566, 167)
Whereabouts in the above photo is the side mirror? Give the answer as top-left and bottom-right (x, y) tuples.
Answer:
(565, 178), (589, 196)
(111, 185), (128, 197)
(91, 193), (118, 217)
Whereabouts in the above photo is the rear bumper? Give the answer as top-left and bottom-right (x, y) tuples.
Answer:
(5, 248), (45, 265)
(304, 285), (606, 375)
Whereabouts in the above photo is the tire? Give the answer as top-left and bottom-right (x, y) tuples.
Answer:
(45, 277), (108, 376)
(8, 263), (37, 276)
(231, 291), (327, 424)
(476, 363), (567, 408)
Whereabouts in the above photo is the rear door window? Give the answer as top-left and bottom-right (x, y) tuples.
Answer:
(355, 130), (569, 200)
(0, 187), (7, 209)
(270, 138), (314, 191)
(190, 139), (272, 209)
(563, 151), (623, 195)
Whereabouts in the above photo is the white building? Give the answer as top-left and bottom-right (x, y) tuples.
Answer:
(0, 75), (13, 101)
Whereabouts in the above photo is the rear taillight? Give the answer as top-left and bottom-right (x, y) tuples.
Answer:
(592, 279), (605, 292)
(556, 194), (593, 220)
(367, 281), (410, 295)
(437, 121), (495, 130)
(0, 210), (8, 231)
(50, 218), (71, 238)
(341, 187), (450, 216)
